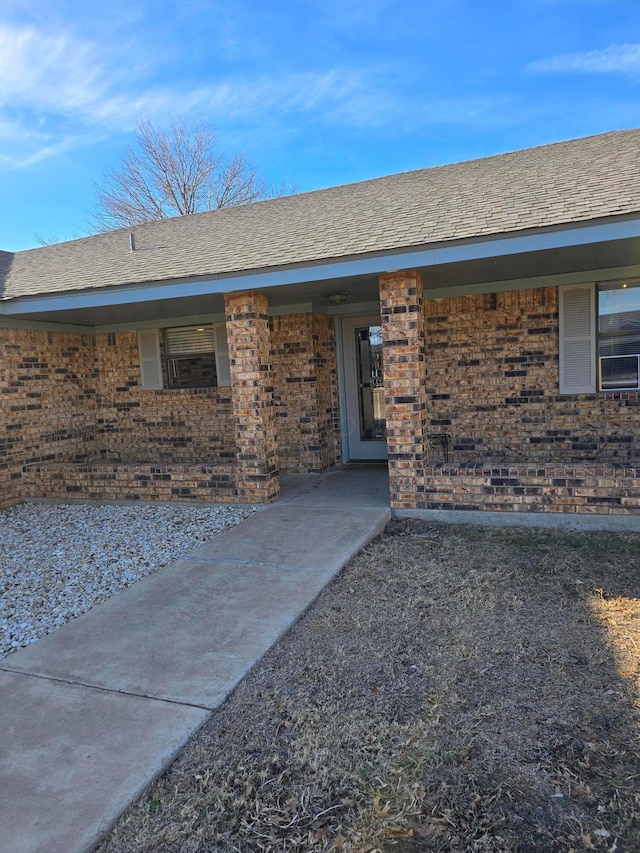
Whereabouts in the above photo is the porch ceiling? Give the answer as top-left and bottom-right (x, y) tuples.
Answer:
(4, 234), (640, 331)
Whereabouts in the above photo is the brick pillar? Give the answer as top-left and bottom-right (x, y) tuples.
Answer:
(224, 291), (280, 502)
(379, 270), (428, 509)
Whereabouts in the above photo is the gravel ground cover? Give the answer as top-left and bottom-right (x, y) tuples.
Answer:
(1, 501), (262, 659)
(98, 520), (640, 853)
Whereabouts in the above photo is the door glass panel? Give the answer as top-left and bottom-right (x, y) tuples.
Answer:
(355, 325), (386, 441)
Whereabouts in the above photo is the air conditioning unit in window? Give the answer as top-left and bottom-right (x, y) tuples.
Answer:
(599, 354), (640, 391)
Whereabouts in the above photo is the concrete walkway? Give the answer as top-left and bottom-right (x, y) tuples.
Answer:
(0, 469), (390, 853)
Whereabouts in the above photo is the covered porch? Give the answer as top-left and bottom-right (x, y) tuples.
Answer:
(3, 216), (640, 522)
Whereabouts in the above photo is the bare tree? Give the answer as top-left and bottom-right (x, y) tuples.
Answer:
(34, 229), (85, 247)
(34, 233), (60, 246)
(91, 117), (281, 231)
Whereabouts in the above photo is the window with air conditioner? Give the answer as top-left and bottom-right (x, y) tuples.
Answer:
(559, 280), (640, 394)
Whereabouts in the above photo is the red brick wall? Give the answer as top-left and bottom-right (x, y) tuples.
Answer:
(424, 287), (640, 465)
(418, 463), (640, 516)
(22, 462), (239, 503)
(96, 320), (342, 475)
(0, 328), (98, 507)
(271, 313), (341, 473)
(380, 270), (429, 506)
(312, 313), (343, 469)
(3, 284), (640, 514)
(224, 290), (279, 501)
(0, 318), (342, 509)
(95, 331), (235, 464)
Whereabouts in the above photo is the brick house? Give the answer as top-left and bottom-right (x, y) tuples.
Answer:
(2, 129), (640, 521)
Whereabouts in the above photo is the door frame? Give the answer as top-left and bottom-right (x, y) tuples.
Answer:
(337, 314), (388, 462)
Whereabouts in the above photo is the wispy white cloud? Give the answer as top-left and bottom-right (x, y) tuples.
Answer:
(0, 24), (111, 116)
(527, 43), (640, 75)
(0, 22), (373, 131)
(0, 18), (538, 171)
(0, 26), (410, 167)
(16, 132), (107, 168)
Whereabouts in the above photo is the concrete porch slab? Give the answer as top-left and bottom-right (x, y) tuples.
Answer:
(189, 503), (388, 571)
(279, 468), (390, 508)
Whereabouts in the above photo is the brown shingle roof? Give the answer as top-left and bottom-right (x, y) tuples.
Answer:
(3, 128), (640, 301)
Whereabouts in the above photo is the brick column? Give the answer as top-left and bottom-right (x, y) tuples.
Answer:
(224, 291), (280, 502)
(379, 270), (428, 509)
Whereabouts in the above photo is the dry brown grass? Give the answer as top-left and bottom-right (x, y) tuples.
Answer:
(98, 521), (640, 852)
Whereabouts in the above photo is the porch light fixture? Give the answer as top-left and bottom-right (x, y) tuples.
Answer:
(327, 291), (349, 305)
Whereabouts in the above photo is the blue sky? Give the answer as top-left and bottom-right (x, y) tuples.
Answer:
(1, 0), (639, 251)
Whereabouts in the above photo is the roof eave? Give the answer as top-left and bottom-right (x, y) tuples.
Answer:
(3, 214), (640, 318)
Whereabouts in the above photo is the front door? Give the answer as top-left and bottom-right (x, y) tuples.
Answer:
(342, 316), (388, 461)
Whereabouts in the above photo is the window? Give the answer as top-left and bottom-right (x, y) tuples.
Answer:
(136, 325), (230, 391)
(598, 281), (640, 391)
(559, 280), (640, 394)
(165, 325), (217, 388)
